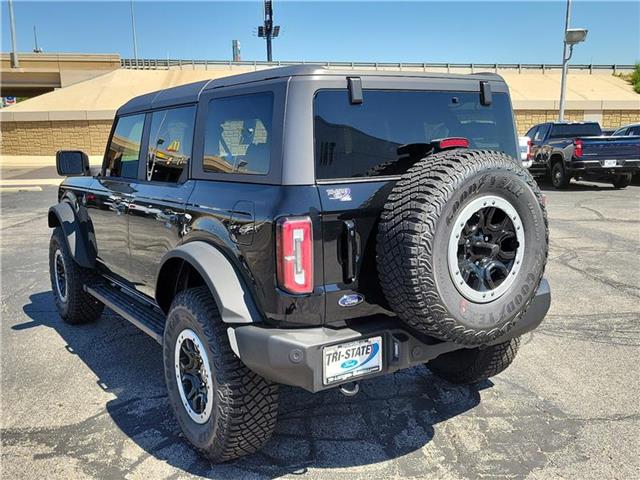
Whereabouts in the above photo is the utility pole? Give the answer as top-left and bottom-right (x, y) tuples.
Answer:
(33, 25), (43, 53)
(558, 0), (572, 121)
(232, 40), (241, 62)
(130, 0), (139, 65)
(257, 0), (280, 62)
(558, 0), (588, 121)
(8, 0), (20, 68)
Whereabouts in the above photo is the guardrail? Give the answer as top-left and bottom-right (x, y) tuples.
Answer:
(120, 58), (635, 74)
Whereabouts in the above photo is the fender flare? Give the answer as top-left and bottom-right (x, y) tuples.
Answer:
(156, 241), (262, 324)
(48, 202), (95, 268)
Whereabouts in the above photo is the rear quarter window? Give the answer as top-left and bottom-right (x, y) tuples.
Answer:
(203, 92), (273, 175)
(313, 89), (518, 180)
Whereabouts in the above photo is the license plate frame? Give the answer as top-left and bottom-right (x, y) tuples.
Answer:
(322, 336), (383, 385)
(603, 159), (617, 168)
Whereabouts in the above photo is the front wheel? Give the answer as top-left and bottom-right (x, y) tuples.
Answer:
(551, 162), (570, 189)
(163, 286), (279, 463)
(49, 227), (103, 324)
(428, 337), (521, 384)
(612, 174), (632, 189)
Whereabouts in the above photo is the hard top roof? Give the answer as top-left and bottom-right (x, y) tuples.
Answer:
(117, 65), (505, 115)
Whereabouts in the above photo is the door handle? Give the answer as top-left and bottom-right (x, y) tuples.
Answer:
(341, 220), (359, 284)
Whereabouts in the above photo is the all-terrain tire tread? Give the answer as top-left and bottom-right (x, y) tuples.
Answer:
(429, 337), (521, 384)
(49, 227), (104, 324)
(166, 286), (279, 463)
(377, 149), (548, 346)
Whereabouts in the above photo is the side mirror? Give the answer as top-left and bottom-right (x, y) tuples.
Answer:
(56, 150), (90, 176)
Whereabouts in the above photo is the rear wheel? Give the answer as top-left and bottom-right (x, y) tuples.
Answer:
(612, 173), (632, 189)
(428, 337), (520, 384)
(49, 226), (103, 324)
(551, 161), (570, 189)
(163, 286), (279, 463)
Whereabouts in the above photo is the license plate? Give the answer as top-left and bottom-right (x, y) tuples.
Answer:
(604, 160), (617, 167)
(323, 336), (382, 385)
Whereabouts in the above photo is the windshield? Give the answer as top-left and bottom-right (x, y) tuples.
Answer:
(549, 123), (602, 138)
(314, 90), (518, 180)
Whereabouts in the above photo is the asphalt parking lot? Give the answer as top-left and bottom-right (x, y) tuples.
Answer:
(1, 179), (639, 479)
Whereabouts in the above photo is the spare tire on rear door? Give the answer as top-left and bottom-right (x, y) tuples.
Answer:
(377, 149), (548, 346)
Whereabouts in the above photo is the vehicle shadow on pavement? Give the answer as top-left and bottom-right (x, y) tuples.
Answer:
(19, 292), (489, 479)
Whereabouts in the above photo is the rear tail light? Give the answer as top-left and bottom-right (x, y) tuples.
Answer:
(573, 139), (583, 158)
(438, 137), (470, 149)
(276, 216), (313, 294)
(527, 138), (533, 160)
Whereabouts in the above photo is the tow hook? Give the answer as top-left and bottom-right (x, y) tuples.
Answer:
(338, 381), (360, 397)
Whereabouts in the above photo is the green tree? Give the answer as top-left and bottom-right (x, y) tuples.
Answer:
(632, 64), (640, 94)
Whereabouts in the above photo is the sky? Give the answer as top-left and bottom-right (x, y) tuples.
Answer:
(1, 1), (638, 64)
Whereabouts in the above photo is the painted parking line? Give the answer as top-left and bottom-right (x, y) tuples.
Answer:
(0, 178), (61, 187)
(0, 186), (44, 192)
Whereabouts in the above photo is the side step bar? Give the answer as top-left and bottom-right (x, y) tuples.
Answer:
(86, 283), (165, 344)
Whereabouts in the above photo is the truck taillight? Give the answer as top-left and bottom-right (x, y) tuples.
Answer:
(276, 216), (313, 294)
(527, 138), (533, 160)
(574, 139), (583, 158)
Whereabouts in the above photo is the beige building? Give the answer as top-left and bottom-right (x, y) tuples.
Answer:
(1, 54), (638, 158)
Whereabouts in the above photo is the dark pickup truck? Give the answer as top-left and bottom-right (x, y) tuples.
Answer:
(48, 66), (550, 462)
(526, 121), (640, 189)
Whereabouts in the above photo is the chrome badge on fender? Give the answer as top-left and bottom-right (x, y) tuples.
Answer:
(327, 188), (352, 202)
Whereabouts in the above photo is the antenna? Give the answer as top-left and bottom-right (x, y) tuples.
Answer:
(257, 0), (280, 62)
(33, 25), (43, 53)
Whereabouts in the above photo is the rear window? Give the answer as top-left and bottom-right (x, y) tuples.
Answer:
(314, 90), (518, 180)
(549, 123), (602, 138)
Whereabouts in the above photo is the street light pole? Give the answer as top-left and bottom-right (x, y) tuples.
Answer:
(257, 1), (280, 62)
(130, 0), (139, 65)
(8, 0), (20, 68)
(558, 0), (572, 121)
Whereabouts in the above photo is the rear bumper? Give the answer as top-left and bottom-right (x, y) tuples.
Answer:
(568, 159), (640, 175)
(230, 279), (551, 392)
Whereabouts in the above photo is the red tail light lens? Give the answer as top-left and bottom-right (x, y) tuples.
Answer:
(574, 139), (583, 158)
(276, 216), (313, 294)
(527, 138), (533, 160)
(438, 137), (470, 149)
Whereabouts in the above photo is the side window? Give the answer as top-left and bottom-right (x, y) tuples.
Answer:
(203, 92), (273, 175)
(629, 126), (640, 136)
(147, 106), (196, 182)
(105, 114), (145, 178)
(534, 124), (549, 142)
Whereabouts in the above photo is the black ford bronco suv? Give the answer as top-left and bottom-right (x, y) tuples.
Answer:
(49, 66), (550, 462)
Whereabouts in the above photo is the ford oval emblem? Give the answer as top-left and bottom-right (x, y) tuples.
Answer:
(338, 294), (364, 307)
(341, 359), (358, 369)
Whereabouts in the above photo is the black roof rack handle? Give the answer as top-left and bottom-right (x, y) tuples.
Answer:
(347, 77), (363, 105)
(480, 80), (492, 106)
